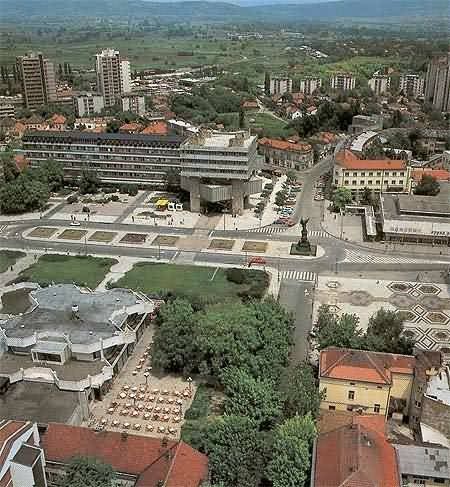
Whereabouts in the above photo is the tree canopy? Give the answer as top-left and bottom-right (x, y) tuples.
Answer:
(280, 362), (323, 419)
(414, 175), (440, 196)
(151, 298), (294, 383)
(204, 415), (266, 487)
(0, 173), (49, 214)
(314, 305), (414, 355)
(59, 456), (115, 487)
(332, 187), (353, 211)
(266, 414), (316, 487)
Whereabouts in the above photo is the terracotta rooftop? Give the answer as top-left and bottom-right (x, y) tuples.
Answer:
(119, 122), (143, 132)
(412, 169), (450, 182)
(314, 415), (400, 487)
(336, 149), (407, 170)
(41, 423), (208, 487)
(141, 121), (168, 135)
(259, 137), (312, 153)
(320, 348), (416, 385)
(13, 154), (29, 172)
(49, 114), (66, 125)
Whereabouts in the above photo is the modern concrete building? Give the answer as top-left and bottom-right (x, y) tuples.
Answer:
(394, 444), (450, 487)
(180, 130), (261, 214)
(121, 93), (146, 116)
(330, 73), (356, 91)
(298, 77), (322, 95)
(21, 130), (184, 187)
(0, 283), (156, 397)
(0, 103), (15, 119)
(95, 49), (131, 108)
(73, 92), (105, 117)
(400, 74), (425, 98)
(269, 76), (292, 96)
(348, 115), (383, 135)
(16, 53), (57, 110)
(368, 74), (391, 95)
(333, 149), (411, 195)
(258, 137), (314, 170)
(425, 53), (450, 112)
(0, 421), (47, 487)
(380, 186), (450, 246)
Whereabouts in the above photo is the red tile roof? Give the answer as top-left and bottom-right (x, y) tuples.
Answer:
(41, 423), (208, 487)
(314, 415), (400, 487)
(259, 137), (312, 153)
(50, 114), (67, 125)
(141, 121), (168, 135)
(320, 348), (415, 385)
(241, 100), (258, 109)
(119, 122), (143, 133)
(336, 150), (406, 170)
(412, 168), (450, 182)
(13, 154), (29, 172)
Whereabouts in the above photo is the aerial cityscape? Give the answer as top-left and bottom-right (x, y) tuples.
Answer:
(0, 0), (449, 485)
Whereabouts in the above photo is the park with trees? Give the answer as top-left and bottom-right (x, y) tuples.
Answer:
(150, 295), (322, 487)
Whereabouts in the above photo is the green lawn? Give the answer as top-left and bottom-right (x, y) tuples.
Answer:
(247, 112), (291, 138)
(0, 250), (26, 273)
(113, 263), (268, 303)
(17, 254), (117, 288)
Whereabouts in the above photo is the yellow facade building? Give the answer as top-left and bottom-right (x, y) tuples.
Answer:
(319, 348), (416, 418)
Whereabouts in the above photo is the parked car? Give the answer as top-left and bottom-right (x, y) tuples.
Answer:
(70, 221), (81, 226)
(248, 256), (266, 266)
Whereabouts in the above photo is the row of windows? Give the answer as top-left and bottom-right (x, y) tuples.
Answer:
(327, 404), (381, 413)
(343, 179), (405, 186)
(343, 171), (405, 177)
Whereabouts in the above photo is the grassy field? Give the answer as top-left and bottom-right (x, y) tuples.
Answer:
(113, 263), (268, 302)
(247, 112), (291, 138)
(17, 254), (117, 288)
(0, 250), (25, 273)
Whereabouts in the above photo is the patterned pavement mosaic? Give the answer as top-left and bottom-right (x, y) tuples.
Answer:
(314, 277), (450, 355)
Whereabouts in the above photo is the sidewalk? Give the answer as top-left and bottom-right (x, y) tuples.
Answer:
(321, 205), (450, 258)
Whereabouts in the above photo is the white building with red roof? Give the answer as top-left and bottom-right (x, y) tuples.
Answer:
(333, 148), (412, 195)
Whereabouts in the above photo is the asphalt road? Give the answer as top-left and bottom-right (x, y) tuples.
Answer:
(278, 279), (315, 365)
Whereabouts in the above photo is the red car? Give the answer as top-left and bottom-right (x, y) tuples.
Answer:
(248, 256), (267, 266)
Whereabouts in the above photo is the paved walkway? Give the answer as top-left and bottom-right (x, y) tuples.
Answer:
(115, 191), (151, 223)
(0, 253), (37, 287)
(96, 257), (139, 291)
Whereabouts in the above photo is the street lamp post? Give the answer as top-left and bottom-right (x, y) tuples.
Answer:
(187, 376), (193, 396)
(158, 243), (161, 260)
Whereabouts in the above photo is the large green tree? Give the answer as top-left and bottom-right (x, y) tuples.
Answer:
(0, 174), (49, 214)
(414, 175), (440, 196)
(266, 414), (316, 487)
(365, 307), (414, 355)
(79, 170), (100, 194)
(204, 415), (265, 487)
(59, 456), (114, 487)
(332, 187), (353, 211)
(221, 366), (282, 428)
(280, 362), (322, 419)
(315, 305), (363, 350)
(34, 159), (64, 192)
(151, 298), (196, 373)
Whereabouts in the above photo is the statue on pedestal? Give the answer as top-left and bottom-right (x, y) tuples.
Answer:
(291, 217), (315, 255)
(300, 217), (309, 245)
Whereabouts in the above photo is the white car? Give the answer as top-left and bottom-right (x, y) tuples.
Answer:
(70, 221), (81, 226)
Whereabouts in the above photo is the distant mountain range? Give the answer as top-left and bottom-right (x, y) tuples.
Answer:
(0, 0), (447, 21)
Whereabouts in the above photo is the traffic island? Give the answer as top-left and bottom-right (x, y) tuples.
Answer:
(242, 241), (268, 253)
(290, 242), (317, 256)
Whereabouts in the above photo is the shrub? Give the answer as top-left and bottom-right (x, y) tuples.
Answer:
(110, 194), (120, 202)
(225, 268), (247, 284)
(66, 195), (78, 204)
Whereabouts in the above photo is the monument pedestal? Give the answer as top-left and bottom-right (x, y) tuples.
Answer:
(290, 242), (317, 256)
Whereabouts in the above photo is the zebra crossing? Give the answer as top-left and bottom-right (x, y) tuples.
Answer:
(308, 230), (329, 239)
(282, 270), (317, 282)
(246, 226), (329, 237)
(247, 225), (287, 234)
(342, 249), (450, 265)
